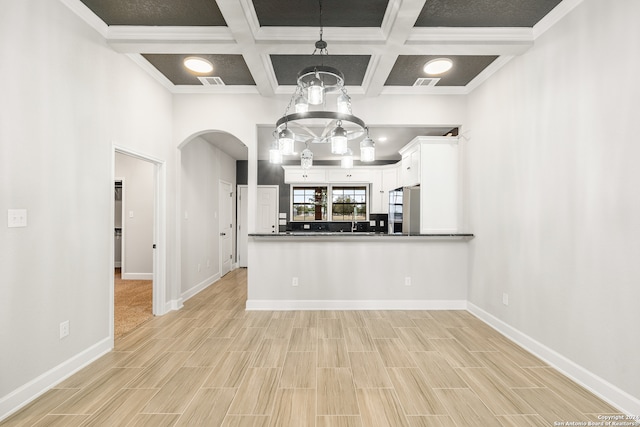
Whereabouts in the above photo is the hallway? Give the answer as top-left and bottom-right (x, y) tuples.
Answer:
(3, 269), (623, 426)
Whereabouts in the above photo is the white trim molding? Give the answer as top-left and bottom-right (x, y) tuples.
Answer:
(181, 273), (221, 302)
(246, 299), (467, 311)
(467, 303), (640, 416)
(0, 338), (112, 422)
(121, 272), (153, 281)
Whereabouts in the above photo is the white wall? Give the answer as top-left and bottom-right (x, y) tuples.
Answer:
(180, 136), (237, 300)
(115, 152), (154, 279)
(466, 0), (640, 411)
(248, 238), (469, 309)
(0, 0), (175, 417)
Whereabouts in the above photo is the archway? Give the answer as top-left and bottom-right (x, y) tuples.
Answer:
(177, 130), (248, 302)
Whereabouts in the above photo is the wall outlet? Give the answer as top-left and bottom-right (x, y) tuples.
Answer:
(7, 209), (28, 228)
(197, 263), (201, 272)
(404, 277), (412, 286)
(502, 293), (509, 306)
(59, 320), (69, 339)
(206, 259), (210, 268)
(292, 277), (299, 287)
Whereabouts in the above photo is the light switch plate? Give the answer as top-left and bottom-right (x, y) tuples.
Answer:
(8, 209), (27, 228)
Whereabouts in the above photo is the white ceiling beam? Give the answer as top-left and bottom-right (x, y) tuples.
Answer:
(365, 0), (425, 96)
(215, 0), (274, 96)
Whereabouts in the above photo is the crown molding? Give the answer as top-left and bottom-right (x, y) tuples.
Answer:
(407, 26), (534, 44)
(534, 0), (585, 39)
(107, 26), (234, 41)
(58, 0), (108, 38)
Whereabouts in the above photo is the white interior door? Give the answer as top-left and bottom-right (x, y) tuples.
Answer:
(219, 180), (233, 277)
(256, 186), (278, 234)
(238, 186), (248, 267)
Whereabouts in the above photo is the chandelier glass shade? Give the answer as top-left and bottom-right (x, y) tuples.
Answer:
(270, 0), (375, 168)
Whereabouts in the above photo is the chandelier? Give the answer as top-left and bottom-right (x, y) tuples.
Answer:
(269, 0), (375, 169)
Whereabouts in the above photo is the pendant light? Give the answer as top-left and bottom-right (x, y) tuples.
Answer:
(295, 93), (309, 113)
(360, 128), (375, 162)
(307, 71), (324, 105)
(278, 127), (295, 155)
(301, 146), (313, 169)
(269, 0), (376, 168)
(330, 122), (348, 154)
(341, 148), (354, 169)
(269, 141), (283, 164)
(337, 92), (351, 114)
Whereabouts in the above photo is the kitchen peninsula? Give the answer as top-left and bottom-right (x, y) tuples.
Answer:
(246, 136), (472, 310)
(247, 232), (473, 310)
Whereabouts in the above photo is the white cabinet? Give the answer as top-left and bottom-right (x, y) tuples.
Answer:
(327, 168), (372, 183)
(370, 164), (400, 214)
(369, 169), (384, 214)
(419, 137), (459, 233)
(283, 167), (327, 183)
(382, 164), (400, 192)
(396, 136), (460, 233)
(399, 143), (421, 187)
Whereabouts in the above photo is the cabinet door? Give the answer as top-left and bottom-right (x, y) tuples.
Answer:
(401, 148), (420, 187)
(420, 141), (458, 233)
(382, 165), (399, 192)
(369, 169), (385, 214)
(327, 168), (371, 183)
(284, 168), (326, 183)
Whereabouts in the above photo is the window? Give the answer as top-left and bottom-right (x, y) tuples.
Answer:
(292, 187), (327, 221)
(291, 185), (368, 222)
(332, 186), (367, 220)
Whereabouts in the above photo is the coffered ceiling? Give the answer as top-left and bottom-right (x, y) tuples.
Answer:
(64, 0), (572, 96)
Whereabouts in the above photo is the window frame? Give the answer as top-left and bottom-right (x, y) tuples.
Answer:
(290, 184), (370, 222)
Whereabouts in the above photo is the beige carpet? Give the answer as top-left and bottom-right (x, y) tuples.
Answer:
(114, 268), (152, 338)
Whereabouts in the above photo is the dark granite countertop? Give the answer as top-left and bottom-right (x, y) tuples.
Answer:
(249, 232), (474, 240)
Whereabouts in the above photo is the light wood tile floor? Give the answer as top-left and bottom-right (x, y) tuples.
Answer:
(3, 269), (629, 426)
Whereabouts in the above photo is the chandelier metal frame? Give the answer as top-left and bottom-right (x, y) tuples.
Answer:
(270, 0), (374, 168)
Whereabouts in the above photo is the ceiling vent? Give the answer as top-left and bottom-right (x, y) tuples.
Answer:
(413, 77), (440, 87)
(198, 76), (225, 86)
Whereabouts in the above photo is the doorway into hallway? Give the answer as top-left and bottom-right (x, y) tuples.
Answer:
(112, 147), (166, 340)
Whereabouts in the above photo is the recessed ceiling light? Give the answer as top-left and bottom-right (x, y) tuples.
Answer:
(378, 136), (388, 142)
(423, 58), (453, 75)
(184, 56), (213, 74)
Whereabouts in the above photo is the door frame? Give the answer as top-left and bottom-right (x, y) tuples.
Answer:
(219, 179), (233, 277)
(110, 145), (166, 342)
(237, 185), (248, 268)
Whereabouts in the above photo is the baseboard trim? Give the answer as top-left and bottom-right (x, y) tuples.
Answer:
(246, 299), (467, 311)
(164, 298), (183, 313)
(467, 302), (640, 416)
(180, 273), (220, 302)
(121, 272), (153, 280)
(0, 337), (112, 422)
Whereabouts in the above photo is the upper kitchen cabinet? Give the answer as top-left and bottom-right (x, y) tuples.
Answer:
(422, 137), (460, 233)
(326, 168), (372, 183)
(399, 136), (460, 233)
(399, 142), (421, 187)
(370, 164), (400, 214)
(283, 166), (327, 183)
